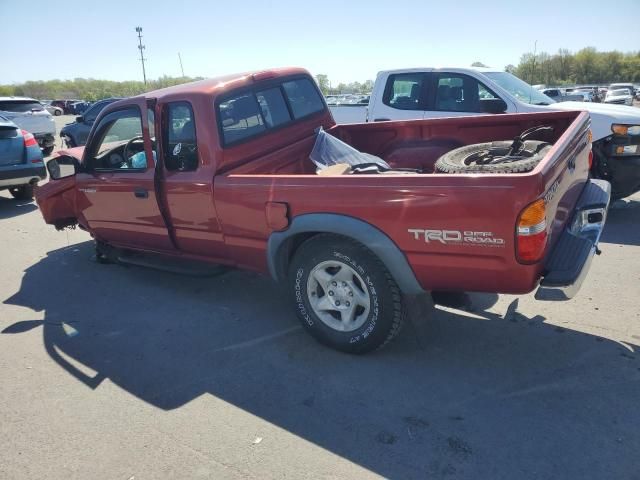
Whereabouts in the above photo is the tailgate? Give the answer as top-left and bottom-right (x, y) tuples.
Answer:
(0, 125), (23, 166)
(534, 111), (592, 254)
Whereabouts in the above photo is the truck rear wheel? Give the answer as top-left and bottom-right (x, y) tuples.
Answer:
(288, 234), (404, 354)
(435, 140), (550, 174)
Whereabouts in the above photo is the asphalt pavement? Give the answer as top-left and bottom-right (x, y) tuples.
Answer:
(0, 117), (639, 479)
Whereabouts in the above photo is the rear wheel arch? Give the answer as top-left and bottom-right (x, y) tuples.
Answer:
(267, 214), (424, 295)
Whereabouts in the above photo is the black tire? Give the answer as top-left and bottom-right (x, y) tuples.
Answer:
(435, 140), (551, 174)
(54, 110), (62, 116)
(95, 241), (115, 264)
(9, 185), (34, 200)
(42, 146), (54, 156)
(288, 234), (404, 354)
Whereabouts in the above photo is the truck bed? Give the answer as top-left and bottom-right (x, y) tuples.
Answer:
(216, 111), (592, 294)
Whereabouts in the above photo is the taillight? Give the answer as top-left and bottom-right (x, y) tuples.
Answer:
(21, 130), (38, 147)
(517, 199), (547, 263)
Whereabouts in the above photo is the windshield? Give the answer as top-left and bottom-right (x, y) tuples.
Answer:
(484, 72), (556, 105)
(608, 89), (629, 97)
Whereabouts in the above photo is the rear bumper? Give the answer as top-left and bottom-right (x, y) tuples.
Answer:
(535, 179), (611, 301)
(0, 164), (47, 188)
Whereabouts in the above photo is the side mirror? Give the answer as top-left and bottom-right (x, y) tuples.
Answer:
(76, 115), (84, 123)
(479, 98), (508, 114)
(47, 155), (80, 180)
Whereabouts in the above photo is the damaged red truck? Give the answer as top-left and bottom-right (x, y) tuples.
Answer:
(36, 67), (610, 353)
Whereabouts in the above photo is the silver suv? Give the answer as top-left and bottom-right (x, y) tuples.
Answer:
(0, 97), (56, 155)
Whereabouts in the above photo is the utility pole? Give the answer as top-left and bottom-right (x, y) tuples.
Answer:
(135, 26), (147, 85)
(178, 52), (185, 77)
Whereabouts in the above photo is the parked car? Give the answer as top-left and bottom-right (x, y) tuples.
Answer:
(41, 101), (63, 116)
(0, 115), (46, 200)
(538, 88), (585, 102)
(70, 101), (91, 115)
(609, 83), (636, 97)
(36, 67), (610, 354)
(51, 99), (81, 114)
(604, 88), (634, 106)
(572, 91), (595, 102)
(330, 67), (640, 199)
(0, 97), (56, 155)
(60, 98), (121, 147)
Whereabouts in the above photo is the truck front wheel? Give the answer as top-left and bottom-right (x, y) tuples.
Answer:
(288, 234), (404, 354)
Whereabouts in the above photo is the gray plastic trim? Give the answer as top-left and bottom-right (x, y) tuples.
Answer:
(267, 213), (424, 295)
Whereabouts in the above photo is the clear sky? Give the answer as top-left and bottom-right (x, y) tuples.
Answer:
(1, 0), (638, 85)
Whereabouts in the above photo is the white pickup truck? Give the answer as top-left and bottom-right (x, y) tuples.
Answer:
(329, 67), (640, 199)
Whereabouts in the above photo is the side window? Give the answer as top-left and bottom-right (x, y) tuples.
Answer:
(478, 83), (498, 100)
(218, 93), (266, 145)
(256, 87), (291, 128)
(281, 78), (325, 119)
(433, 74), (498, 113)
(91, 108), (146, 170)
(434, 75), (466, 111)
(383, 73), (426, 110)
(165, 102), (198, 171)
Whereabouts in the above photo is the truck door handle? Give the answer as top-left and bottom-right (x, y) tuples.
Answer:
(373, 118), (390, 122)
(134, 188), (148, 199)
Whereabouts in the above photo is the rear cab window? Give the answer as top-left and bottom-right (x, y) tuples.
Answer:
(217, 76), (326, 147)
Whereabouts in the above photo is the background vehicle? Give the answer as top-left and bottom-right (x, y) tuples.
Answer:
(0, 115), (46, 200)
(539, 88), (585, 102)
(0, 97), (56, 155)
(51, 99), (81, 114)
(70, 101), (91, 114)
(604, 88), (633, 106)
(41, 101), (63, 116)
(36, 68), (609, 353)
(60, 98), (121, 147)
(330, 67), (640, 199)
(609, 83), (636, 97)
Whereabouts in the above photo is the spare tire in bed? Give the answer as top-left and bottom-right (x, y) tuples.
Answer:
(435, 140), (551, 174)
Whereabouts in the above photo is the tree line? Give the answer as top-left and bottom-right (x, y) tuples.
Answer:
(0, 76), (204, 101)
(1, 47), (638, 100)
(506, 48), (640, 86)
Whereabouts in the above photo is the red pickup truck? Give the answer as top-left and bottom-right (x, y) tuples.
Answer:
(36, 67), (610, 353)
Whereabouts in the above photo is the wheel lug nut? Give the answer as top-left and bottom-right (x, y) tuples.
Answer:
(328, 291), (334, 296)
(332, 281), (337, 286)
(348, 291), (353, 296)
(342, 282), (347, 287)
(346, 301), (350, 307)
(335, 300), (341, 306)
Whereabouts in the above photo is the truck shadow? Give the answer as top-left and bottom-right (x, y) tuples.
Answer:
(602, 198), (640, 246)
(0, 194), (38, 219)
(3, 241), (639, 479)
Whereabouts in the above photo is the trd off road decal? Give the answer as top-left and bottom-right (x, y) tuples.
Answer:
(408, 229), (505, 247)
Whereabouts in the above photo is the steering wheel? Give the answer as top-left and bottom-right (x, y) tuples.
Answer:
(122, 136), (144, 164)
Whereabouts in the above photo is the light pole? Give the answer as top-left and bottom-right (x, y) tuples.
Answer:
(135, 26), (147, 85)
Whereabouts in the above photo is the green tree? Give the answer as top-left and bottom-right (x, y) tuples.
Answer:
(314, 74), (330, 95)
